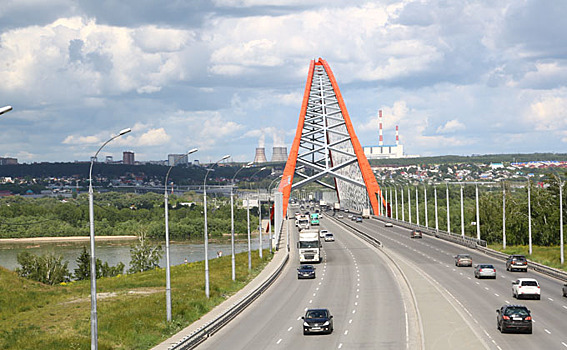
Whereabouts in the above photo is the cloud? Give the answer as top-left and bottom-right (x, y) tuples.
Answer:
(526, 92), (567, 131)
(436, 119), (466, 133)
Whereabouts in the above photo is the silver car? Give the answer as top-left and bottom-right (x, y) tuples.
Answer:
(474, 264), (496, 279)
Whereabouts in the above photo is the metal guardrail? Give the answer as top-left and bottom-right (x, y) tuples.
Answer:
(169, 236), (289, 349)
(329, 214), (383, 249)
(376, 216), (567, 283)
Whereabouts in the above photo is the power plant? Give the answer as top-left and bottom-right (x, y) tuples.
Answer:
(271, 146), (288, 162)
(363, 109), (405, 159)
(253, 147), (268, 163)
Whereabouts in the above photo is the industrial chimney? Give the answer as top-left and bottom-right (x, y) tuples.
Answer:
(254, 148), (268, 163)
(271, 146), (288, 162)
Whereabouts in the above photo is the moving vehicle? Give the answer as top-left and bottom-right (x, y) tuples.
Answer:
(410, 230), (422, 239)
(319, 229), (328, 238)
(506, 255), (528, 272)
(310, 213), (320, 226)
(384, 222), (393, 227)
(512, 278), (541, 300)
(337, 214), (344, 219)
(298, 229), (322, 263)
(302, 308), (333, 335)
(474, 264), (496, 279)
(297, 215), (310, 230)
(362, 208), (370, 219)
(496, 305), (532, 334)
(324, 233), (335, 242)
(563, 283), (567, 297)
(355, 216), (363, 223)
(297, 265), (316, 279)
(454, 254), (472, 267)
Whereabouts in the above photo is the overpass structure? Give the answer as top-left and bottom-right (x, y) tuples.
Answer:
(278, 58), (385, 217)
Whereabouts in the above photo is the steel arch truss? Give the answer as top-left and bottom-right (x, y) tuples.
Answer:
(279, 58), (385, 216)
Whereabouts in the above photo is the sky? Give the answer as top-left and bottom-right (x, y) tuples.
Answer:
(1, 0), (566, 164)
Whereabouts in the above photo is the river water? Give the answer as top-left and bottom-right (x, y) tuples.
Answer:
(0, 237), (270, 272)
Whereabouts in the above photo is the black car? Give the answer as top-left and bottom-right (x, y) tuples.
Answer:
(297, 265), (316, 279)
(302, 308), (333, 334)
(563, 283), (567, 297)
(496, 305), (532, 334)
(506, 254), (528, 272)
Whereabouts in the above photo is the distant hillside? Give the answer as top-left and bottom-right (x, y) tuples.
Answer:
(368, 153), (567, 167)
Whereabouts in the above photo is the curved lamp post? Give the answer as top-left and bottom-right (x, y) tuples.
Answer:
(267, 175), (283, 253)
(246, 167), (266, 269)
(89, 128), (131, 350)
(230, 161), (253, 281)
(164, 148), (198, 321)
(204, 154), (231, 298)
(0, 105), (12, 115)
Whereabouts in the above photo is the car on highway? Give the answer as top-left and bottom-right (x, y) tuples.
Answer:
(324, 233), (335, 242)
(319, 229), (328, 238)
(302, 308), (334, 335)
(563, 283), (567, 297)
(347, 214), (353, 219)
(474, 264), (496, 279)
(496, 305), (532, 334)
(454, 254), (472, 267)
(512, 278), (541, 300)
(355, 216), (363, 223)
(297, 265), (316, 279)
(384, 222), (393, 227)
(337, 214), (344, 219)
(506, 254), (528, 272)
(410, 230), (422, 239)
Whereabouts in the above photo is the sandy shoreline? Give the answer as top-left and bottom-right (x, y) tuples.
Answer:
(0, 236), (138, 244)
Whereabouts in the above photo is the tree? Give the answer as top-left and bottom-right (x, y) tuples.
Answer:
(16, 251), (71, 285)
(74, 246), (125, 280)
(128, 229), (163, 274)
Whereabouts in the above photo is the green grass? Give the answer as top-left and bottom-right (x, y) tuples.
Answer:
(0, 250), (272, 350)
(488, 244), (567, 272)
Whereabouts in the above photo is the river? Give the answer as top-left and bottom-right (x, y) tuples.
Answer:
(0, 236), (270, 272)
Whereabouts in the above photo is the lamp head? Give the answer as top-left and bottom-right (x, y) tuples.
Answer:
(187, 148), (198, 155)
(0, 106), (13, 115)
(221, 154), (231, 161)
(119, 128), (132, 136)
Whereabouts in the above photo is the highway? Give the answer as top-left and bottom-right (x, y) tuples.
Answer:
(349, 215), (567, 350)
(198, 212), (418, 349)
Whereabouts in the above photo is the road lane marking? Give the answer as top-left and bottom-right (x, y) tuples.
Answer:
(277, 339), (282, 344)
(561, 341), (567, 347)
(352, 309), (356, 314)
(544, 329), (551, 334)
(338, 344), (343, 349)
(349, 319), (352, 324)
(309, 300), (312, 304)
(563, 305), (567, 310)
(288, 327), (293, 331)
(494, 293), (499, 297)
(344, 330), (348, 335)
(548, 298), (553, 301)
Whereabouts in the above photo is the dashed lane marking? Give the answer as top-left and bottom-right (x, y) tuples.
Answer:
(287, 327), (293, 331)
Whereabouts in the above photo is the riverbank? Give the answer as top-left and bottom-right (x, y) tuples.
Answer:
(0, 235), (138, 244)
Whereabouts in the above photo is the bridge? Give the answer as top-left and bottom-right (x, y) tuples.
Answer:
(154, 59), (567, 350)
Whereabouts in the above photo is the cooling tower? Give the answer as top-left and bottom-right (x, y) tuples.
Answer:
(271, 146), (288, 162)
(254, 147), (268, 163)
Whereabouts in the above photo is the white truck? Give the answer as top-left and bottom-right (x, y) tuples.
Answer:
(334, 202), (341, 211)
(297, 229), (321, 263)
(362, 208), (371, 219)
(297, 215), (310, 230)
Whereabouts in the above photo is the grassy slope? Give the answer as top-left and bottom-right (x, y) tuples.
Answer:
(488, 244), (567, 272)
(0, 250), (271, 350)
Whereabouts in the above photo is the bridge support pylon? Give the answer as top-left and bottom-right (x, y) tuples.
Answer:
(278, 58), (385, 216)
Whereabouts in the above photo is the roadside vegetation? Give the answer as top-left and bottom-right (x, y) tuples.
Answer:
(0, 249), (272, 350)
(488, 244), (567, 272)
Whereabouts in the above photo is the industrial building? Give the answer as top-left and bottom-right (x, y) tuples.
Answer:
(363, 110), (405, 159)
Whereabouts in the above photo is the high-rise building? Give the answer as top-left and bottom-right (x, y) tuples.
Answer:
(0, 157), (18, 165)
(168, 154), (189, 166)
(123, 151), (135, 165)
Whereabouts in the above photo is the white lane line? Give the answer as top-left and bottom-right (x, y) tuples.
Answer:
(309, 299), (313, 304)
(313, 293), (316, 296)
(494, 293), (500, 297)
(484, 287), (489, 291)
(349, 319), (353, 324)
(548, 298), (553, 301)
(563, 305), (567, 310)
(298, 316), (303, 320)
(505, 300), (510, 304)
(356, 294), (359, 299)
(352, 309), (356, 314)
(355, 302), (358, 306)
(338, 344), (343, 349)
(561, 341), (567, 348)
(344, 330), (349, 335)
(287, 327), (293, 331)
(277, 339), (282, 344)
(544, 329), (551, 334)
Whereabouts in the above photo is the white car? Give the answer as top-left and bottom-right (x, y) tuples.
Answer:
(384, 222), (393, 227)
(324, 233), (335, 242)
(319, 229), (328, 238)
(337, 214), (344, 219)
(512, 278), (541, 300)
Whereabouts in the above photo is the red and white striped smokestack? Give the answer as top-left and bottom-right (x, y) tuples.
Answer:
(379, 110), (383, 146)
(396, 125), (399, 146)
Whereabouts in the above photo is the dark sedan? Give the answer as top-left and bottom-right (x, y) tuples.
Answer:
(496, 305), (532, 334)
(410, 230), (423, 238)
(563, 283), (567, 297)
(302, 308), (333, 334)
(297, 265), (316, 279)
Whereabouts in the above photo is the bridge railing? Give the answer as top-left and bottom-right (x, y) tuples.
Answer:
(376, 216), (567, 283)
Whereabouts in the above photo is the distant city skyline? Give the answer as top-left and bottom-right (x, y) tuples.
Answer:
(1, 1), (566, 163)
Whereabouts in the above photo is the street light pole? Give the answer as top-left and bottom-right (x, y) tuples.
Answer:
(502, 182), (506, 249)
(164, 148), (197, 321)
(460, 185), (465, 238)
(246, 167), (266, 270)
(231, 162), (253, 281)
(475, 184), (481, 241)
(204, 155), (231, 298)
(446, 183), (450, 233)
(89, 128), (131, 350)
(527, 177), (532, 255)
